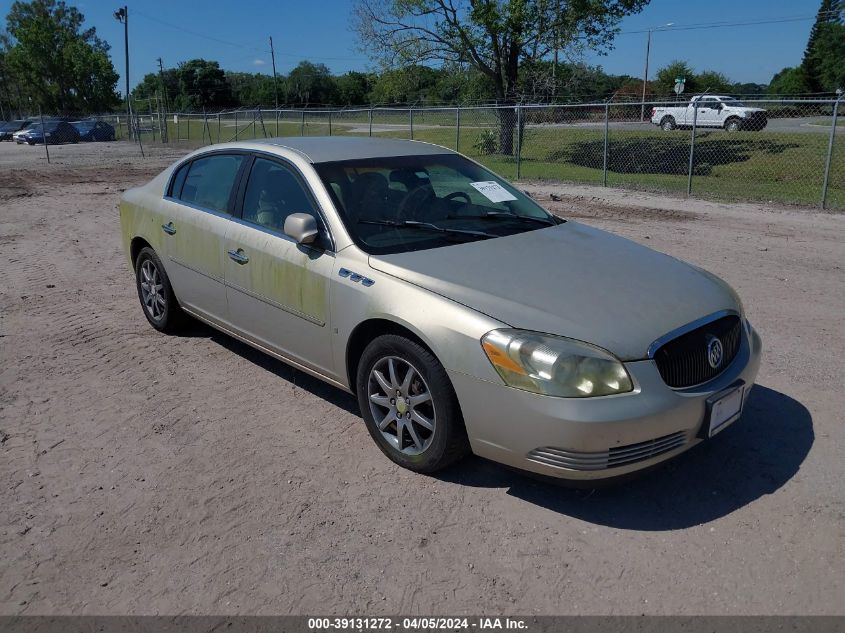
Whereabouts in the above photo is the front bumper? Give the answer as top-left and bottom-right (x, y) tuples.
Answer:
(450, 324), (762, 480)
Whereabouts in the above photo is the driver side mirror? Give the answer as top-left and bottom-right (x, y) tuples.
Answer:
(284, 212), (319, 245)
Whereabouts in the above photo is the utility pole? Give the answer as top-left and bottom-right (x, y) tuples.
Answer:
(269, 36), (279, 110)
(640, 29), (651, 122)
(552, 0), (560, 97)
(113, 6), (130, 137)
(641, 22), (674, 122)
(157, 57), (169, 113)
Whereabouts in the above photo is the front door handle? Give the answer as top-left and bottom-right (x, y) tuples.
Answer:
(161, 222), (176, 235)
(227, 248), (249, 265)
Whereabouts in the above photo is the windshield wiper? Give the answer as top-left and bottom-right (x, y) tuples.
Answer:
(449, 211), (556, 226)
(358, 219), (495, 239)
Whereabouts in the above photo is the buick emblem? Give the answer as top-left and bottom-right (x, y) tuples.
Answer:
(706, 335), (724, 369)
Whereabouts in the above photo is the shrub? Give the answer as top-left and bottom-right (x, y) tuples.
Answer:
(474, 129), (498, 154)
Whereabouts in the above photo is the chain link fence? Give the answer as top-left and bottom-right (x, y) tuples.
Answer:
(11, 97), (844, 210)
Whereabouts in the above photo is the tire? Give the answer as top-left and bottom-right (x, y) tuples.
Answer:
(356, 334), (470, 473)
(660, 116), (676, 131)
(724, 118), (742, 132)
(134, 246), (185, 333)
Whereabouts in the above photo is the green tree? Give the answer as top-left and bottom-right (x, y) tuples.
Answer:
(354, 0), (649, 154)
(131, 68), (179, 108)
(801, 0), (844, 92)
(768, 67), (811, 95)
(431, 64), (494, 103)
(4, 0), (119, 112)
(653, 60), (696, 96)
(172, 59), (234, 111)
(285, 61), (338, 106)
(695, 70), (732, 93)
(807, 20), (845, 92)
(225, 71), (278, 107)
(335, 71), (375, 105)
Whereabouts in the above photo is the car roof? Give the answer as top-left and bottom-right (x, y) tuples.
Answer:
(250, 136), (454, 164)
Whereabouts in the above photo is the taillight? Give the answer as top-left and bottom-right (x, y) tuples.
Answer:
(651, 108), (656, 117)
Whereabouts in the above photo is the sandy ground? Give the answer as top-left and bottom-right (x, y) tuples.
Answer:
(0, 140), (843, 615)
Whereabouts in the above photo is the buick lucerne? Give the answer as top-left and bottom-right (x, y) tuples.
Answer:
(119, 137), (761, 480)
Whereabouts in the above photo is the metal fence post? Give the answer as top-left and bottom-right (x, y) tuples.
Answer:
(38, 107), (50, 164)
(328, 111), (332, 136)
(409, 108), (414, 140)
(301, 110), (305, 136)
(603, 102), (609, 187)
(515, 105), (522, 180)
(234, 111), (239, 141)
(132, 110), (145, 158)
(455, 108), (461, 152)
(368, 108), (373, 137)
(217, 113), (221, 143)
(175, 114), (180, 142)
(257, 108), (268, 138)
(275, 109), (280, 136)
(686, 102), (700, 196)
(148, 100), (156, 142)
(186, 116), (190, 143)
(821, 95), (842, 209)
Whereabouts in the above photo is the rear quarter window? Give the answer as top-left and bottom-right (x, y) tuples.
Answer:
(169, 162), (190, 198)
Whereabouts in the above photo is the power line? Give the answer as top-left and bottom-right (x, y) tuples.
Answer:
(616, 12), (839, 36)
(132, 9), (367, 62)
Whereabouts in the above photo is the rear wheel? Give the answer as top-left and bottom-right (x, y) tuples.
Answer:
(134, 246), (185, 333)
(660, 116), (676, 131)
(356, 334), (469, 473)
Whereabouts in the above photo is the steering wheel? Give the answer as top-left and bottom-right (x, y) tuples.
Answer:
(444, 191), (472, 204)
(397, 185), (435, 221)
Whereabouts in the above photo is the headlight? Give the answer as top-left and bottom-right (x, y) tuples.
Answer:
(481, 329), (633, 397)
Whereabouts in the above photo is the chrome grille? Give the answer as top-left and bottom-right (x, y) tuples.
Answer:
(527, 431), (687, 472)
(653, 315), (742, 388)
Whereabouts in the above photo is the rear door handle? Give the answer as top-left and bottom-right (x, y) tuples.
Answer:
(227, 248), (249, 265)
(161, 222), (176, 235)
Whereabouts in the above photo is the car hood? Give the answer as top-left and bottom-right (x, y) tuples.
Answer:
(368, 221), (740, 361)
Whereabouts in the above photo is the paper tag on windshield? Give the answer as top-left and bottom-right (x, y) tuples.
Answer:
(469, 181), (517, 203)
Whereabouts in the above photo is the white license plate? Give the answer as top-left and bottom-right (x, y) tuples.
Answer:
(707, 385), (744, 437)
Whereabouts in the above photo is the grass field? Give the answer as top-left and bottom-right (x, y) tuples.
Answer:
(117, 112), (845, 210)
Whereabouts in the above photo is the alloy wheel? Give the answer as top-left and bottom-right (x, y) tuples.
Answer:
(368, 356), (436, 455)
(139, 259), (166, 321)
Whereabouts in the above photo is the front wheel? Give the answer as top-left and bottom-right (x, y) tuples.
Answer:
(356, 334), (469, 473)
(724, 118), (742, 132)
(134, 246), (185, 333)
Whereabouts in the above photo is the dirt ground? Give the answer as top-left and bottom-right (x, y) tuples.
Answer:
(1, 140), (843, 615)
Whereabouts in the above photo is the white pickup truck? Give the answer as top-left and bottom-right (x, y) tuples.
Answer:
(651, 96), (767, 132)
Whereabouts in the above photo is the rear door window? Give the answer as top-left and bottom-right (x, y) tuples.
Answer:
(179, 154), (245, 214)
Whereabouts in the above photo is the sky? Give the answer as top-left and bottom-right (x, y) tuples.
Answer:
(0, 0), (820, 95)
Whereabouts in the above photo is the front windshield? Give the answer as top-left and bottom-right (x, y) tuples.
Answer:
(74, 122), (95, 131)
(315, 153), (559, 255)
(721, 98), (746, 107)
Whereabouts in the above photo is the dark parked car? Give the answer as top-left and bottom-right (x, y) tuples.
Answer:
(20, 120), (80, 145)
(72, 120), (116, 142)
(0, 120), (33, 141)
